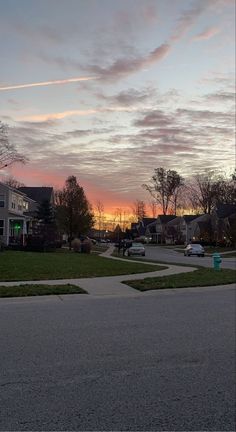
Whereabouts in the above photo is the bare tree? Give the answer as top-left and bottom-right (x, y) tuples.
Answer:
(131, 199), (146, 222)
(94, 200), (105, 238)
(143, 168), (184, 215)
(149, 200), (158, 218)
(0, 121), (28, 169)
(188, 170), (236, 214)
(113, 208), (131, 233)
(3, 176), (25, 188)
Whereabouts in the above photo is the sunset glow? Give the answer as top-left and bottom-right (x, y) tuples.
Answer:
(0, 0), (235, 215)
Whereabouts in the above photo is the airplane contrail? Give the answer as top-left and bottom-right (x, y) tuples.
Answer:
(0, 76), (97, 91)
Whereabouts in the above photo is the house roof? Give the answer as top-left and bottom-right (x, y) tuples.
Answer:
(190, 213), (211, 223)
(0, 182), (36, 202)
(157, 215), (177, 223)
(19, 187), (53, 204)
(142, 217), (157, 227)
(167, 216), (182, 226)
(182, 215), (200, 223)
(216, 204), (236, 219)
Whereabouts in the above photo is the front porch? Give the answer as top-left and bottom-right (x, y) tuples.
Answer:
(8, 217), (31, 246)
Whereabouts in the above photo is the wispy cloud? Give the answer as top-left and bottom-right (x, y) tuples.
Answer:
(19, 106), (139, 122)
(192, 26), (220, 41)
(96, 87), (158, 106)
(204, 91), (235, 103)
(84, 1), (220, 81)
(170, 0), (210, 42)
(88, 43), (171, 81)
(19, 109), (98, 122)
(0, 76), (97, 92)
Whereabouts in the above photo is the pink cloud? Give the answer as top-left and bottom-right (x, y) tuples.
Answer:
(192, 26), (221, 41)
(89, 43), (171, 81)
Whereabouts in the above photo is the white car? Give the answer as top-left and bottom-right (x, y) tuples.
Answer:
(127, 242), (145, 256)
(184, 244), (205, 257)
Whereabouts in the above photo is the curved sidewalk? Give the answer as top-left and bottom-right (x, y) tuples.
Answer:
(0, 245), (197, 297)
(0, 246), (234, 298)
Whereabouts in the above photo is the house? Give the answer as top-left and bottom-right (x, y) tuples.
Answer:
(0, 182), (36, 246)
(182, 215), (200, 244)
(189, 214), (213, 243)
(0, 184), (55, 246)
(213, 204), (236, 245)
(165, 215), (200, 245)
(19, 187), (54, 216)
(132, 218), (156, 240)
(146, 215), (176, 243)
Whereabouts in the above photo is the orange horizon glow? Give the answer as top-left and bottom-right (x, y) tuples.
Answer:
(3, 164), (155, 216)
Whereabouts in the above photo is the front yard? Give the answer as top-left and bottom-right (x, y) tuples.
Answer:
(0, 250), (166, 281)
(124, 268), (236, 291)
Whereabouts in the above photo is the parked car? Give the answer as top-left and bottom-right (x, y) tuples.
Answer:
(127, 242), (145, 256)
(184, 244), (205, 257)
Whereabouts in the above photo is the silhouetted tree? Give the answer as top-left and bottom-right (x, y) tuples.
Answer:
(131, 199), (146, 222)
(3, 176), (25, 188)
(143, 168), (184, 215)
(95, 200), (105, 238)
(187, 170), (236, 214)
(0, 121), (28, 169)
(55, 176), (94, 248)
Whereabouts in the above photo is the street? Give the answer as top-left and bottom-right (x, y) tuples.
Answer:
(0, 286), (235, 431)
(144, 245), (236, 269)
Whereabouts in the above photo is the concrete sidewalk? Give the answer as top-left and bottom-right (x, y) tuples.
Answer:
(0, 245), (198, 297)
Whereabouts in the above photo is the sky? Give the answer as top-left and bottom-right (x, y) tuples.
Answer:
(0, 0), (235, 215)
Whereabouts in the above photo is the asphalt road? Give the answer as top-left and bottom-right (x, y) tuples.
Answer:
(0, 287), (235, 431)
(144, 245), (236, 269)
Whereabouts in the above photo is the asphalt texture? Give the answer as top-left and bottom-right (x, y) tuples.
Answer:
(0, 286), (235, 431)
(143, 245), (236, 269)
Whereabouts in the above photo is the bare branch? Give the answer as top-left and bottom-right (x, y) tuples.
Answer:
(0, 121), (28, 169)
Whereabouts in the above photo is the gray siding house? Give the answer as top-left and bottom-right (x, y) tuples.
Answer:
(0, 182), (35, 246)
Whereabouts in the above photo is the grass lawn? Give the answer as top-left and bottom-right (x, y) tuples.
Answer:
(204, 247), (235, 253)
(0, 250), (165, 281)
(221, 252), (236, 258)
(0, 284), (87, 298)
(124, 268), (236, 291)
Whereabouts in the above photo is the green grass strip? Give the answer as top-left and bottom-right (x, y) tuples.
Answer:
(0, 250), (166, 281)
(124, 268), (236, 291)
(0, 284), (87, 298)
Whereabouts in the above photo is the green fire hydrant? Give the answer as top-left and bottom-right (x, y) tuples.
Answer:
(212, 252), (222, 270)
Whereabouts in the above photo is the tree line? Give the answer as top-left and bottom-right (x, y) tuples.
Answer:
(142, 167), (236, 216)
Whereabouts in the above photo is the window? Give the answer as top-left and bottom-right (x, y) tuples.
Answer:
(0, 195), (5, 208)
(0, 220), (4, 236)
(12, 195), (16, 209)
(17, 198), (23, 211)
(23, 201), (29, 210)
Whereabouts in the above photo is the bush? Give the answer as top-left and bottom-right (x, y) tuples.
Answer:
(25, 236), (56, 252)
(0, 240), (5, 252)
(81, 239), (92, 254)
(71, 238), (81, 252)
